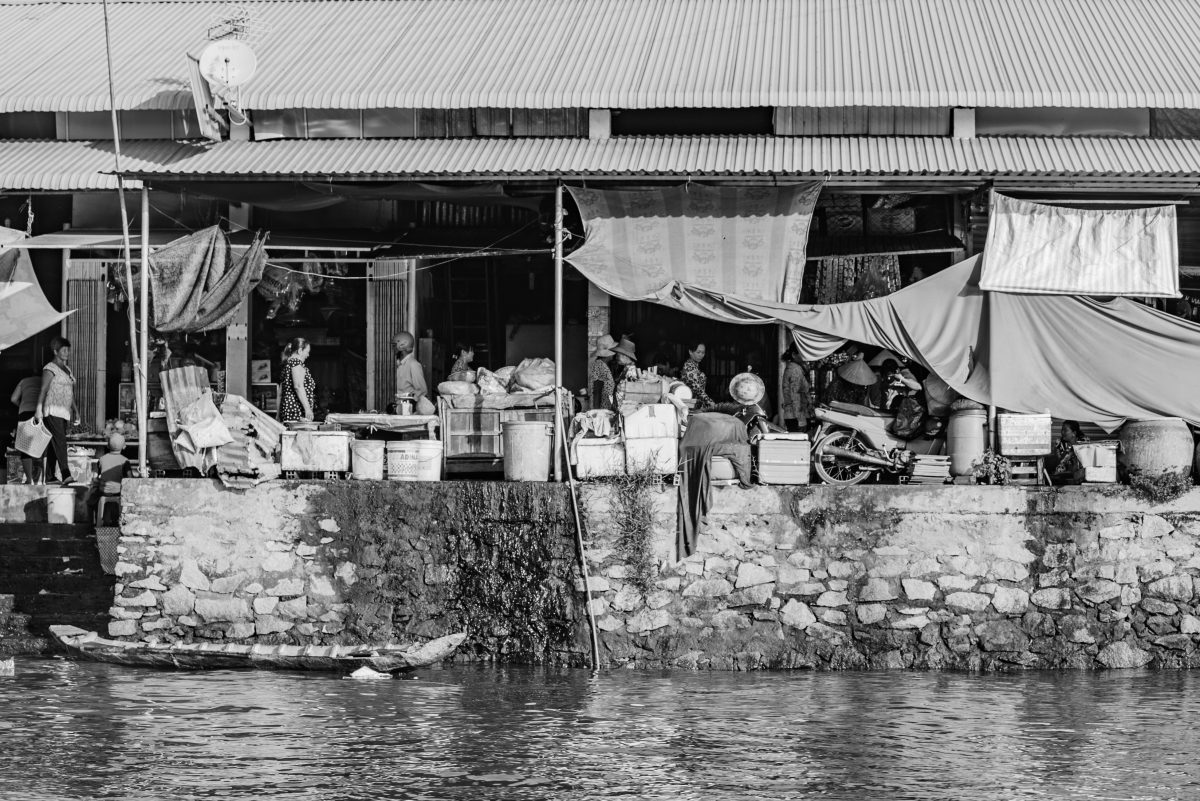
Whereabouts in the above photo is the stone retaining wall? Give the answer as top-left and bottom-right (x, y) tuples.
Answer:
(115, 479), (1200, 670)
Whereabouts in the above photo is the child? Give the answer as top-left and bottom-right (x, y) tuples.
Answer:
(91, 433), (130, 525)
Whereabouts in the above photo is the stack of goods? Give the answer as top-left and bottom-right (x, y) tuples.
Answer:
(909, 454), (951, 484)
(214, 395), (284, 488)
(438, 358), (556, 400)
(570, 409), (623, 479)
(622, 403), (679, 475)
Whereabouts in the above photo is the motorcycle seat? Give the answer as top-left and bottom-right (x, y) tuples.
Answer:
(827, 401), (892, 418)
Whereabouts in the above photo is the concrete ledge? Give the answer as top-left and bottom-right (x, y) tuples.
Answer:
(0, 484), (89, 523)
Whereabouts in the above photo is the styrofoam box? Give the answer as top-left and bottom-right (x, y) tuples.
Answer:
(281, 431), (354, 472)
(1076, 440), (1119, 483)
(622, 403), (679, 439)
(757, 433), (811, 485)
(625, 436), (678, 475)
(574, 437), (626, 479)
(998, 413), (1052, 456)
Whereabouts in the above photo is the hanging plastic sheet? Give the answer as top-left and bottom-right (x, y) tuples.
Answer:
(565, 183), (821, 318)
(0, 227), (73, 350)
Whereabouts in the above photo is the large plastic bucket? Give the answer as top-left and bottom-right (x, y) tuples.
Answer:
(47, 486), (75, 524)
(351, 440), (385, 480)
(386, 440), (443, 482)
(947, 408), (988, 477)
(502, 421), (553, 481)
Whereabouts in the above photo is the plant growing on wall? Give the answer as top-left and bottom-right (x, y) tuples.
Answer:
(971, 449), (1011, 485)
(607, 469), (659, 595)
(1128, 469), (1193, 505)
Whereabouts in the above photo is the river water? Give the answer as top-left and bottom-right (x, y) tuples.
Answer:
(1, 659), (1197, 801)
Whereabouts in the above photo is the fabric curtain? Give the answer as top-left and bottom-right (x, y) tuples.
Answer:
(565, 183), (821, 318)
(980, 192), (1179, 297)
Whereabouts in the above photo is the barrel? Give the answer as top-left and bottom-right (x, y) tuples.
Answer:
(1119, 418), (1194, 479)
(47, 486), (75, 524)
(502, 421), (553, 481)
(385, 440), (443, 482)
(947, 408), (988, 477)
(351, 440), (385, 480)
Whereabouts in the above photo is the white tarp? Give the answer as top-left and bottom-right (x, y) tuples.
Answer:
(565, 183), (821, 315)
(0, 227), (72, 350)
(979, 192), (1179, 297)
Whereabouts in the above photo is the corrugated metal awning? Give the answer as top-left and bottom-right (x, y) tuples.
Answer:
(1, 0), (1200, 112)
(5, 136), (1200, 191)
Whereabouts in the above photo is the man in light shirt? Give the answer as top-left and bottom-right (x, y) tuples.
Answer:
(393, 331), (432, 414)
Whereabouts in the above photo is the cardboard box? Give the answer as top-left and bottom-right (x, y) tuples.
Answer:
(622, 404), (679, 439)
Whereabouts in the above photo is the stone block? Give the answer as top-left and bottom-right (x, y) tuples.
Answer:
(161, 585), (195, 617)
(856, 603), (887, 625)
(945, 592), (990, 612)
(276, 596), (308, 619)
(901, 579), (936, 601)
(727, 584), (774, 607)
(859, 578), (897, 602)
(974, 620), (1030, 652)
(424, 566), (454, 585)
(115, 590), (158, 608)
(828, 579), (849, 591)
(705, 556), (734, 573)
(128, 576), (168, 592)
(296, 622), (317, 636)
(1139, 515), (1175, 539)
(786, 552), (820, 569)
(296, 544), (317, 558)
(815, 591), (848, 607)
(992, 587), (1030, 615)
(587, 598), (609, 617)
(1097, 641), (1153, 668)
(938, 575), (975, 592)
(318, 518), (340, 533)
(227, 622), (256, 640)
(267, 578), (304, 597)
(892, 614), (929, 630)
(867, 556), (908, 578)
(108, 606), (142, 620)
(709, 610), (749, 631)
(612, 586), (644, 612)
(657, 576), (681, 592)
(735, 563), (775, 588)
(626, 609), (670, 635)
(1077, 580), (1122, 605)
(827, 561), (856, 579)
(1121, 586), (1142, 606)
(178, 615), (199, 627)
(1141, 598), (1179, 616)
(261, 551), (295, 573)
(1139, 560), (1177, 582)
(255, 615), (293, 635)
(334, 562), (357, 587)
(108, 620), (137, 637)
(820, 610), (847, 626)
(780, 600), (816, 629)
(776, 565), (811, 586)
(308, 576), (336, 599)
(243, 583), (264, 595)
(990, 561), (1029, 583)
(194, 593), (252, 623)
(682, 578), (733, 598)
(1031, 588), (1072, 610)
(646, 591), (673, 610)
(1146, 575), (1193, 602)
(1182, 615), (1200, 634)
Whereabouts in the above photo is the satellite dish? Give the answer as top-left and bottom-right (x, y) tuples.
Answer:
(197, 39), (258, 88)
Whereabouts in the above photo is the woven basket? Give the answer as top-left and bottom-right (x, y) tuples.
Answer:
(14, 418), (51, 457)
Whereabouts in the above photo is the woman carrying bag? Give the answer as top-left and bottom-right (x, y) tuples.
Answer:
(34, 336), (78, 486)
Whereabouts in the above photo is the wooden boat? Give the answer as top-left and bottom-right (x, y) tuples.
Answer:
(49, 625), (466, 673)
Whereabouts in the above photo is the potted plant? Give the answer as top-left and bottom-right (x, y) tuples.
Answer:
(971, 449), (1011, 485)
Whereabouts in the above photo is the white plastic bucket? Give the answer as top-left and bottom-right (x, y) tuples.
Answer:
(351, 440), (385, 480)
(385, 440), (443, 482)
(47, 486), (75, 525)
(502, 421), (553, 481)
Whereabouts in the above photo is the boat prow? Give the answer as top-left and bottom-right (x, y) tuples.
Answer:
(49, 625), (467, 673)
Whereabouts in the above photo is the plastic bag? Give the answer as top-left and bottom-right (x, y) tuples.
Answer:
(889, 396), (927, 440)
(447, 370), (476, 384)
(437, 381), (478, 396)
(176, 391), (234, 450)
(510, 358), (555, 391)
(476, 368), (509, 394)
(493, 366), (517, 386)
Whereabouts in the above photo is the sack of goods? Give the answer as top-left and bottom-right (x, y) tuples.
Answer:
(437, 381), (478, 396)
(509, 358), (556, 391)
(475, 368), (510, 394)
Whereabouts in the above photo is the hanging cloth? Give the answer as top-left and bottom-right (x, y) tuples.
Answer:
(147, 226), (268, 332)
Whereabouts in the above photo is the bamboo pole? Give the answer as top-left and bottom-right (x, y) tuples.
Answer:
(138, 188), (150, 474)
(101, 0), (144, 473)
(553, 183), (565, 482)
(554, 397), (600, 671)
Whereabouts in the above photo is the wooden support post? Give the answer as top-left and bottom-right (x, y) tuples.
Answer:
(138, 187), (149, 475)
(553, 183), (565, 482)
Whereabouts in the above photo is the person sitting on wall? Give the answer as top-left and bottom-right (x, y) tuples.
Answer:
(1049, 420), (1089, 485)
(88, 432), (130, 526)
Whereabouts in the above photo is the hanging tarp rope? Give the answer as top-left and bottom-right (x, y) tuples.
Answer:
(565, 183), (821, 318)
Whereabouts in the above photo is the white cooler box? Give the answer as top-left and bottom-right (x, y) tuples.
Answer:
(757, 433), (810, 485)
(622, 403), (679, 438)
(281, 431), (354, 472)
(1075, 440), (1119, 483)
(626, 436), (678, 475)
(574, 436), (626, 479)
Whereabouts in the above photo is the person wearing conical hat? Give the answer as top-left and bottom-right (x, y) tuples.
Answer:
(823, 351), (879, 408)
(589, 334), (617, 411)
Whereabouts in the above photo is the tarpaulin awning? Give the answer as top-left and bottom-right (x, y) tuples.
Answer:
(725, 256), (1200, 431)
(0, 227), (73, 349)
(565, 183), (821, 317)
(980, 193), (1180, 297)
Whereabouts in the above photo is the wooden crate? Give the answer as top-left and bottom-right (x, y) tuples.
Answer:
(1008, 457), (1045, 486)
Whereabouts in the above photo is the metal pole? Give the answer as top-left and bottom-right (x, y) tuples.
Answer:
(138, 187), (150, 475)
(553, 183), (564, 482)
(101, 0), (144, 472)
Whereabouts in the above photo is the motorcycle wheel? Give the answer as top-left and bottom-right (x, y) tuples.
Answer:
(813, 429), (875, 485)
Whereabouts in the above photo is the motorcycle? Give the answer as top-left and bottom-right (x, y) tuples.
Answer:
(810, 401), (946, 485)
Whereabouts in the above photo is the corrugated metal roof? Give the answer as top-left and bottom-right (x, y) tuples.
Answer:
(4, 136), (1200, 190)
(0, 0), (1199, 112)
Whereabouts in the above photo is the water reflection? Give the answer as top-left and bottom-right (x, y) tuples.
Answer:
(0, 661), (1196, 800)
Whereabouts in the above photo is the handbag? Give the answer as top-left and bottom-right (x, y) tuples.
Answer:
(15, 417), (52, 457)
